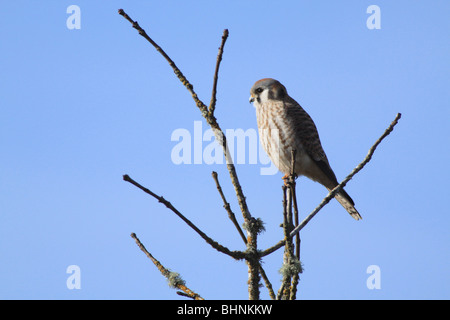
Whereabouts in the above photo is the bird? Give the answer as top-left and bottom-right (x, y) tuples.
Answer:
(249, 78), (362, 220)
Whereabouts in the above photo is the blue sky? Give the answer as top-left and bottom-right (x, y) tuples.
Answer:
(1, 1), (449, 300)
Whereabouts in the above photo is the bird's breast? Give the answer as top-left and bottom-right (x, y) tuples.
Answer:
(256, 103), (306, 175)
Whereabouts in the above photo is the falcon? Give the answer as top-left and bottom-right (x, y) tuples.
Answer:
(249, 78), (362, 220)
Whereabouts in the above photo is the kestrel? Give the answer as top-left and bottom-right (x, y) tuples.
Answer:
(249, 78), (362, 220)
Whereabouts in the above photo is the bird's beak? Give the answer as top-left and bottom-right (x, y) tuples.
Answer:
(249, 95), (255, 103)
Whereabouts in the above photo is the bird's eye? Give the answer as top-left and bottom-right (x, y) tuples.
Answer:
(255, 87), (263, 94)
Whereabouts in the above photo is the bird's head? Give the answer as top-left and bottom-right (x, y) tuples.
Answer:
(249, 78), (287, 105)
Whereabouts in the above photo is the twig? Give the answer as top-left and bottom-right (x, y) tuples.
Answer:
(209, 29), (229, 116)
(124, 174), (245, 260)
(287, 150), (301, 299)
(211, 171), (247, 244)
(261, 113), (402, 257)
(176, 291), (197, 299)
(131, 233), (204, 300)
(288, 150), (301, 261)
(260, 266), (276, 300)
(118, 9), (209, 119)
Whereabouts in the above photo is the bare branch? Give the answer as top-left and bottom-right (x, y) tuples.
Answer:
(260, 267), (276, 300)
(118, 9), (209, 119)
(278, 185), (293, 299)
(124, 175), (245, 260)
(176, 291), (197, 299)
(131, 233), (204, 300)
(283, 150), (302, 299)
(209, 29), (229, 115)
(287, 149), (301, 261)
(211, 171), (247, 244)
(278, 183), (302, 299)
(261, 113), (402, 257)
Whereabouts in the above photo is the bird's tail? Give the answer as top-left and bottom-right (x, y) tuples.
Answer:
(333, 189), (362, 220)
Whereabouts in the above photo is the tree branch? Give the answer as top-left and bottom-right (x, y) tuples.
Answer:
(277, 150), (302, 300)
(278, 185), (293, 299)
(131, 233), (204, 300)
(209, 29), (229, 116)
(261, 113), (402, 257)
(289, 150), (301, 262)
(211, 171), (247, 244)
(124, 174), (246, 260)
(118, 9), (209, 119)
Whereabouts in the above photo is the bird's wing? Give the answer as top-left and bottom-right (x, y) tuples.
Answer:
(285, 97), (340, 186)
(285, 97), (359, 214)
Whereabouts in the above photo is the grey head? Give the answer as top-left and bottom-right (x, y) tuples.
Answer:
(249, 78), (288, 104)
